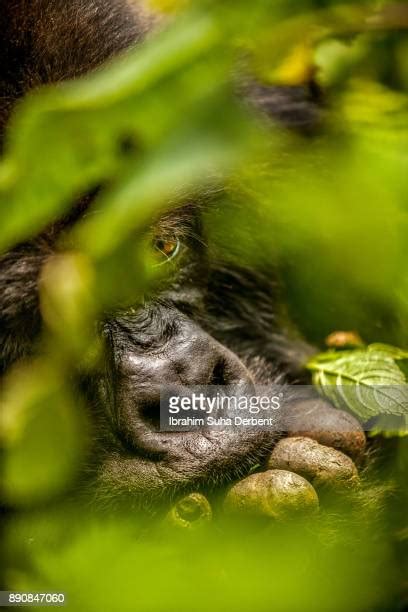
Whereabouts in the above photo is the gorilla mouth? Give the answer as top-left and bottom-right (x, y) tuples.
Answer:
(102, 427), (278, 504)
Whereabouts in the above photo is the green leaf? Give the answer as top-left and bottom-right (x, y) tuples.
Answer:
(307, 343), (408, 422)
(0, 11), (228, 251)
(0, 362), (87, 506)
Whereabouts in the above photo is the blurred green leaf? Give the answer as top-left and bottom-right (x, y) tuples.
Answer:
(0, 362), (87, 506)
(0, 10), (230, 250)
(6, 510), (396, 612)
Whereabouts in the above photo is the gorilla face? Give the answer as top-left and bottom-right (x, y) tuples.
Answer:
(1, 197), (290, 505)
(87, 203), (288, 502)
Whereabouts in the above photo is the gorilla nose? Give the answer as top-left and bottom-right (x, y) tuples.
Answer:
(120, 317), (253, 388)
(112, 315), (254, 451)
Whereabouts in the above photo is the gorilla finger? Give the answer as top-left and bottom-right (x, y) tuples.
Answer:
(223, 469), (319, 521)
(282, 398), (366, 460)
(267, 437), (359, 490)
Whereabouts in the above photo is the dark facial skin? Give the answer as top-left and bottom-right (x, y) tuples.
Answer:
(0, 0), (365, 507)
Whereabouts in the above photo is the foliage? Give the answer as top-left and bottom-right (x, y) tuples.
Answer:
(1, 0), (408, 610)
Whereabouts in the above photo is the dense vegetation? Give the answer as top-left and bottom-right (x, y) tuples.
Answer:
(1, 1), (407, 610)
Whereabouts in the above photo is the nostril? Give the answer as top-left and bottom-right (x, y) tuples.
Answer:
(210, 358), (227, 385)
(139, 400), (161, 431)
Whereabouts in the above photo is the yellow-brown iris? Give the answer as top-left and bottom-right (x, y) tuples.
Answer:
(153, 237), (180, 264)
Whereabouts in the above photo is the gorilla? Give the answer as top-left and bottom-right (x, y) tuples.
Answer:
(0, 0), (367, 508)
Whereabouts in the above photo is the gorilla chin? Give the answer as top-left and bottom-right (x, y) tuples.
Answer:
(95, 427), (278, 506)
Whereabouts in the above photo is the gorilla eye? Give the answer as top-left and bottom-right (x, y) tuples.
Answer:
(153, 236), (181, 264)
